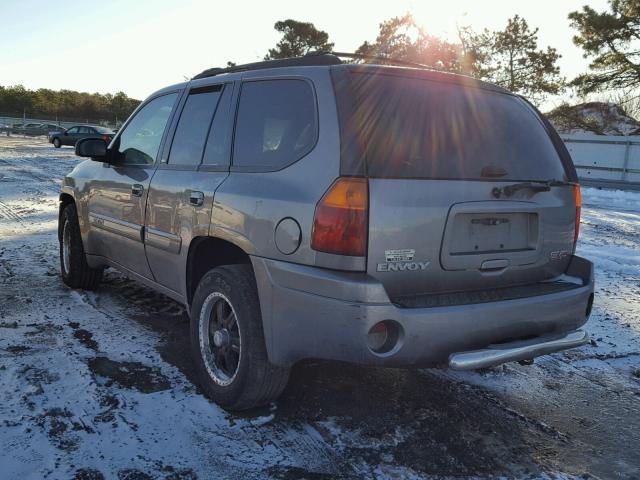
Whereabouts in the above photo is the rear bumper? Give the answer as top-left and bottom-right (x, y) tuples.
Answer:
(252, 255), (594, 368)
(448, 330), (589, 370)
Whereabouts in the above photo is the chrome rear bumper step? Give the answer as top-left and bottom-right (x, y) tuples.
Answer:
(448, 330), (589, 370)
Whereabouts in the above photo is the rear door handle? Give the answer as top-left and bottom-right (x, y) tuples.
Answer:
(131, 184), (144, 197)
(190, 191), (204, 206)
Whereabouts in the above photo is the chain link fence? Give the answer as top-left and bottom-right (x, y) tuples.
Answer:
(0, 112), (120, 137)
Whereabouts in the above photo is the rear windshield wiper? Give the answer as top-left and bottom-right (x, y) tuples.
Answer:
(547, 179), (577, 187)
(491, 179), (576, 198)
(492, 181), (550, 198)
(492, 179), (575, 198)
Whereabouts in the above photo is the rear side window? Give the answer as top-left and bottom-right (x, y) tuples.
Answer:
(340, 73), (567, 181)
(202, 85), (234, 166)
(233, 79), (316, 170)
(168, 86), (222, 166)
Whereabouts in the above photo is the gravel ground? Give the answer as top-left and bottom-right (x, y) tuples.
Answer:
(0, 136), (639, 479)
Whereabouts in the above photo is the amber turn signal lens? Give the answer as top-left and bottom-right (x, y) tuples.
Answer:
(311, 177), (368, 257)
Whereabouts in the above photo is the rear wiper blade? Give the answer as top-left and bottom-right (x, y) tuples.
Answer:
(492, 181), (551, 198)
(547, 179), (577, 187)
(492, 179), (577, 198)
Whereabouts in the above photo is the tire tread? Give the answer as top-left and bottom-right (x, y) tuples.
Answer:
(191, 264), (289, 410)
(60, 203), (102, 290)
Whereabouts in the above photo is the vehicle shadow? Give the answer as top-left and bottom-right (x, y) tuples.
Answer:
(119, 272), (574, 479)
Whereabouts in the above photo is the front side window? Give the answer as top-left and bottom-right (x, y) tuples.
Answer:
(168, 86), (222, 166)
(233, 79), (316, 170)
(67, 127), (79, 134)
(115, 93), (178, 165)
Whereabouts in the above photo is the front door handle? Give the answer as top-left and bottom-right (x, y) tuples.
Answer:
(131, 184), (144, 197)
(190, 191), (204, 206)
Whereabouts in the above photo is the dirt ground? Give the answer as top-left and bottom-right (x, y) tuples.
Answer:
(1, 136), (639, 479)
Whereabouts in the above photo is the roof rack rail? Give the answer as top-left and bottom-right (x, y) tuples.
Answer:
(318, 51), (431, 70)
(192, 53), (343, 80)
(191, 51), (431, 80)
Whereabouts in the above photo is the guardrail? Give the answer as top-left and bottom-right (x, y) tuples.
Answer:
(561, 133), (640, 191)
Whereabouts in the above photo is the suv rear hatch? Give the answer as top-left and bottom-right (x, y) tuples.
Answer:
(331, 66), (579, 303)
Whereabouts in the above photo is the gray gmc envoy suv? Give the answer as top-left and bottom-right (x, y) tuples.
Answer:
(59, 53), (594, 410)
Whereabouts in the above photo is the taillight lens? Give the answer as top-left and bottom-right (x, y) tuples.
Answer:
(311, 177), (368, 256)
(573, 184), (581, 251)
(102, 135), (110, 142)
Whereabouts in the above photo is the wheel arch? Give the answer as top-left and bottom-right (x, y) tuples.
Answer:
(58, 192), (75, 241)
(186, 236), (252, 307)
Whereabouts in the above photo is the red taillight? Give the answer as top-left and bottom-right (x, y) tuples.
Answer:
(311, 177), (368, 256)
(102, 135), (110, 142)
(574, 184), (581, 251)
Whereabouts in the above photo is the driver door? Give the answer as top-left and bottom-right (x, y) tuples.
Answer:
(85, 92), (180, 279)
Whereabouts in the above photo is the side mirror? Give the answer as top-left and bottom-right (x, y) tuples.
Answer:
(64, 131), (68, 136)
(76, 138), (108, 161)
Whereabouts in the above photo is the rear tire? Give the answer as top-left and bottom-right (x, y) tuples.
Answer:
(190, 264), (290, 410)
(53, 137), (61, 148)
(59, 203), (103, 290)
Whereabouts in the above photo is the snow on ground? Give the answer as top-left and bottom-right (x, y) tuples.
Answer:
(439, 185), (640, 478)
(0, 136), (639, 479)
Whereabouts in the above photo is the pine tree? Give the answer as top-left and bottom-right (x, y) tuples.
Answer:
(265, 20), (333, 60)
(485, 15), (564, 104)
(569, 0), (640, 94)
(355, 14), (462, 71)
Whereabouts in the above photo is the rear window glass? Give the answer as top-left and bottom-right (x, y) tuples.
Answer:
(344, 73), (566, 181)
(233, 79), (316, 170)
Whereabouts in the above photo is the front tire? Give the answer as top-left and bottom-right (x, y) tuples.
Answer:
(190, 265), (290, 410)
(53, 137), (61, 148)
(59, 203), (103, 290)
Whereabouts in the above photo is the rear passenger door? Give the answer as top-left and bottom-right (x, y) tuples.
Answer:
(78, 126), (93, 141)
(144, 82), (235, 296)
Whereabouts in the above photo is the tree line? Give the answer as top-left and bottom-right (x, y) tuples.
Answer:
(0, 85), (140, 125)
(2, 0), (636, 123)
(263, 0), (639, 108)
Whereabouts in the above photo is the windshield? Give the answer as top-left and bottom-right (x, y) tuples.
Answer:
(342, 72), (567, 181)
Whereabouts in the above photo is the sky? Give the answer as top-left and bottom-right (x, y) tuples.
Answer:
(1, 0), (610, 108)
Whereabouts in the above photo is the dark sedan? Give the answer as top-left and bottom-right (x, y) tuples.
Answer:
(49, 125), (115, 148)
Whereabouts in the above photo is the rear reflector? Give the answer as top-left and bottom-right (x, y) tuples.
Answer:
(311, 177), (368, 256)
(574, 184), (581, 251)
(367, 322), (388, 351)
